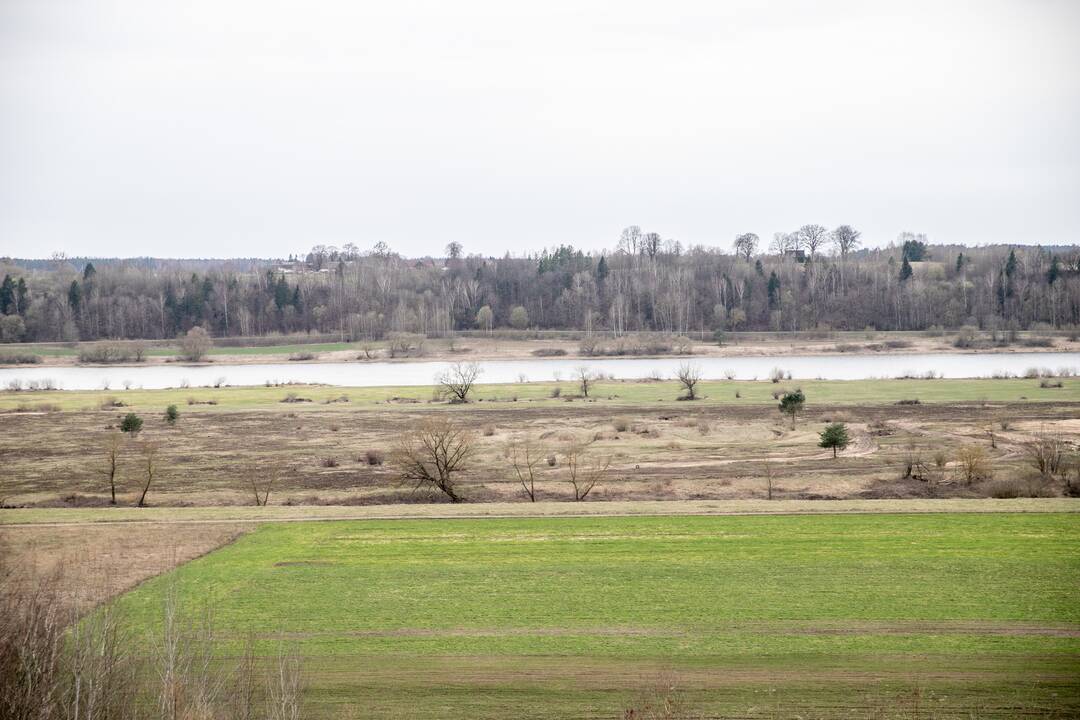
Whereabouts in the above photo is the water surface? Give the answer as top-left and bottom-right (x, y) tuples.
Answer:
(2, 352), (1077, 390)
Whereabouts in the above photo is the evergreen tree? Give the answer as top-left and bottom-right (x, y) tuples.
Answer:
(67, 280), (82, 312)
(0, 275), (14, 314)
(899, 256), (913, 282)
(767, 272), (780, 308)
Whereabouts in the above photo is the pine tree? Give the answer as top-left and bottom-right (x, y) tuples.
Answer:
(899, 256), (913, 282)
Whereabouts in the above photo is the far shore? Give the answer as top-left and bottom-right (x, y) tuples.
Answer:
(3, 331), (1078, 369)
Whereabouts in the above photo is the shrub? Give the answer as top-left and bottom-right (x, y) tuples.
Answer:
(364, 449), (385, 466)
(613, 417), (631, 432)
(482, 424), (496, 437)
(77, 341), (146, 363)
(954, 445), (991, 484)
(321, 457), (339, 468)
(288, 352), (318, 361)
(953, 326), (979, 348)
(1039, 379), (1063, 389)
(884, 339), (912, 349)
(179, 326), (212, 361)
(0, 353), (42, 364)
(119, 412), (143, 434)
(532, 347), (567, 357)
(386, 332), (425, 358)
(164, 404), (179, 425)
(895, 398), (921, 405)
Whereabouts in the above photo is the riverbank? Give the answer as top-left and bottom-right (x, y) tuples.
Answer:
(4, 330), (1077, 369)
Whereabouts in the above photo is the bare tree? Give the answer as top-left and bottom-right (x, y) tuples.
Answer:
(179, 326), (212, 362)
(563, 440), (611, 501)
(437, 361), (482, 403)
(798, 224), (829, 257)
(136, 440), (159, 507)
(102, 431), (123, 505)
(391, 418), (474, 503)
(733, 233), (759, 262)
(266, 640), (304, 720)
(1022, 430), (1065, 478)
(506, 435), (545, 502)
(674, 362), (702, 400)
(575, 366), (597, 398)
(249, 467), (278, 506)
(955, 445), (992, 485)
(831, 225), (861, 257)
(762, 457), (775, 500)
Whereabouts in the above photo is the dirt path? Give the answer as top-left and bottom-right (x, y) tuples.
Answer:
(3, 498), (1077, 528)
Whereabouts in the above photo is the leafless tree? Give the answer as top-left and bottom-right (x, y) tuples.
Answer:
(1022, 430), (1065, 478)
(575, 366), (597, 398)
(179, 326), (212, 362)
(955, 445), (992, 485)
(733, 233), (759, 262)
(831, 225), (861, 257)
(249, 467), (278, 506)
(563, 440), (611, 501)
(769, 232), (800, 255)
(136, 440), (159, 507)
(796, 224), (827, 257)
(674, 362), (702, 400)
(506, 435), (546, 502)
(437, 361), (482, 403)
(391, 418), (474, 502)
(266, 639), (304, 720)
(102, 431), (123, 505)
(762, 457), (775, 500)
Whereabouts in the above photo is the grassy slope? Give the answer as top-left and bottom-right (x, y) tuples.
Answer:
(113, 513), (1080, 718)
(3, 377), (1078, 412)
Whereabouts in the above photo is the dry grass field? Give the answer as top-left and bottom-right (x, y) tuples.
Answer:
(2, 381), (1078, 508)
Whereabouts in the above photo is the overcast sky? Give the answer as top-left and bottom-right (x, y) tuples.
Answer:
(1, 0), (1078, 259)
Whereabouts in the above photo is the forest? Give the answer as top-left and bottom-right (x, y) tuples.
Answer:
(1, 227), (1078, 343)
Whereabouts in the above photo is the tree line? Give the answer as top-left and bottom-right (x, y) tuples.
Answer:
(1, 228), (1078, 343)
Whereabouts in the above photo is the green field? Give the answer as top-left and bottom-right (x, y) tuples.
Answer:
(3, 376), (1077, 412)
(112, 512), (1080, 718)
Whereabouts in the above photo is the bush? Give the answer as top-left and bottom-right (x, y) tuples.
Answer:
(953, 326), (979, 348)
(364, 449), (385, 465)
(482, 424), (496, 436)
(119, 412), (143, 434)
(531, 347), (567, 356)
(321, 457), (339, 468)
(0, 353), (42, 364)
(895, 398), (921, 405)
(386, 332), (425, 358)
(288, 352), (318, 361)
(164, 404), (179, 425)
(1039, 379), (1063, 389)
(179, 326), (212, 361)
(613, 417), (631, 432)
(77, 341), (146, 363)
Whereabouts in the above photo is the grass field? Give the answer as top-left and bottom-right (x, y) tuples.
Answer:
(109, 512), (1080, 719)
(3, 376), (1078, 412)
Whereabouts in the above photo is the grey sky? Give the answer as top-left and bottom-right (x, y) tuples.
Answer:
(1, 0), (1078, 259)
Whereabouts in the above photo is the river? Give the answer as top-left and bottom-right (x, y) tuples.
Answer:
(2, 352), (1078, 390)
